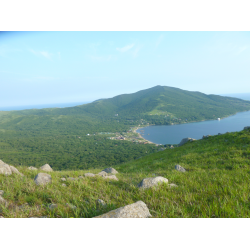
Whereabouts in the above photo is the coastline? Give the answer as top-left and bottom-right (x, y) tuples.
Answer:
(133, 126), (157, 145)
(132, 110), (250, 145)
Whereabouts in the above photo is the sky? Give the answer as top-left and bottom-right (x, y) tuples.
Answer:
(1, 31), (250, 107)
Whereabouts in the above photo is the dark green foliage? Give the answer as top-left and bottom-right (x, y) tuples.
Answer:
(0, 85), (249, 170)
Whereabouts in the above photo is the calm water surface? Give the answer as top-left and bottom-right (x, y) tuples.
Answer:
(137, 111), (250, 145)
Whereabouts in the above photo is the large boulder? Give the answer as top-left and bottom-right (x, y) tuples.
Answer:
(9, 165), (24, 176)
(94, 201), (151, 218)
(34, 173), (52, 185)
(40, 164), (53, 172)
(103, 175), (119, 181)
(98, 171), (108, 177)
(178, 138), (196, 147)
(175, 165), (186, 172)
(102, 167), (118, 174)
(138, 176), (168, 189)
(0, 161), (12, 175)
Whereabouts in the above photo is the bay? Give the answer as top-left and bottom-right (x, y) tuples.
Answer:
(136, 111), (250, 145)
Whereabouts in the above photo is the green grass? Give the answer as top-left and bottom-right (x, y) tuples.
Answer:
(1, 128), (250, 218)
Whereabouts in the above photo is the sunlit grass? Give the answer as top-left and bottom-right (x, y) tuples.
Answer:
(1, 129), (250, 218)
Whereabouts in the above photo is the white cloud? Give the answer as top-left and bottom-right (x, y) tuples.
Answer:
(116, 44), (135, 53)
(29, 49), (52, 60)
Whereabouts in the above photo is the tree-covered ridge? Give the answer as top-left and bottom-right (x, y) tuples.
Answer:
(0, 85), (250, 170)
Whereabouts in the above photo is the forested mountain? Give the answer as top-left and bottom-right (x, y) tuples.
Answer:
(0, 85), (250, 170)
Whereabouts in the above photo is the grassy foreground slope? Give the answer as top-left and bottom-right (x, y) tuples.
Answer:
(1, 128), (250, 218)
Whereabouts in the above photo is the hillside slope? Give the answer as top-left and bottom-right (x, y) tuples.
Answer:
(1, 127), (250, 218)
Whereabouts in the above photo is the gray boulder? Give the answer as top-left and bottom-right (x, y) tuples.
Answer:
(138, 176), (168, 189)
(9, 165), (24, 176)
(84, 173), (96, 177)
(0, 190), (4, 196)
(94, 201), (151, 218)
(0, 196), (8, 207)
(40, 164), (53, 172)
(28, 166), (37, 171)
(102, 167), (118, 174)
(78, 176), (84, 179)
(175, 165), (186, 172)
(103, 175), (119, 181)
(34, 173), (52, 185)
(62, 183), (67, 187)
(178, 138), (196, 147)
(98, 171), (108, 177)
(97, 199), (106, 206)
(0, 161), (12, 175)
(61, 178), (66, 181)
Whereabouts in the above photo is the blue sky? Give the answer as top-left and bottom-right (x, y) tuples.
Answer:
(1, 31), (250, 107)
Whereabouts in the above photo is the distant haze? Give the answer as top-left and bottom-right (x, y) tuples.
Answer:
(221, 93), (250, 101)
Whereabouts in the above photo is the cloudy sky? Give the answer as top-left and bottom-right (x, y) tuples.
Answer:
(1, 31), (250, 107)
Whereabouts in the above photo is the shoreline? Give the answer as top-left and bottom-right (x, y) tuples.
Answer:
(132, 126), (158, 145)
(132, 110), (250, 144)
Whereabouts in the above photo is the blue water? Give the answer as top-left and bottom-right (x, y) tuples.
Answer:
(137, 111), (250, 145)
(0, 102), (90, 111)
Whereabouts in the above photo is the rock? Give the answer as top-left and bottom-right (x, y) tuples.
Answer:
(68, 177), (78, 181)
(34, 173), (52, 185)
(94, 201), (151, 218)
(0, 216), (4, 218)
(97, 199), (106, 206)
(0, 196), (8, 207)
(244, 126), (250, 130)
(102, 167), (118, 174)
(78, 176), (84, 179)
(138, 176), (168, 189)
(49, 204), (57, 210)
(0, 161), (12, 175)
(61, 178), (66, 181)
(169, 183), (178, 188)
(103, 175), (119, 181)
(28, 166), (37, 171)
(0, 190), (4, 196)
(175, 165), (186, 172)
(62, 183), (67, 187)
(98, 171), (108, 177)
(84, 173), (96, 177)
(66, 203), (76, 209)
(40, 164), (53, 172)
(9, 165), (24, 176)
(178, 138), (196, 147)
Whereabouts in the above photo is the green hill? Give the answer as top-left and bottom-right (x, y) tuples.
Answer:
(0, 85), (249, 170)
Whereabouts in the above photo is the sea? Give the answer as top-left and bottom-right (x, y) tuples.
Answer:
(137, 110), (250, 145)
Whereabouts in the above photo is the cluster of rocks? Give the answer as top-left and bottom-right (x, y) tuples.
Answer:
(0, 159), (24, 176)
(1, 159), (186, 218)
